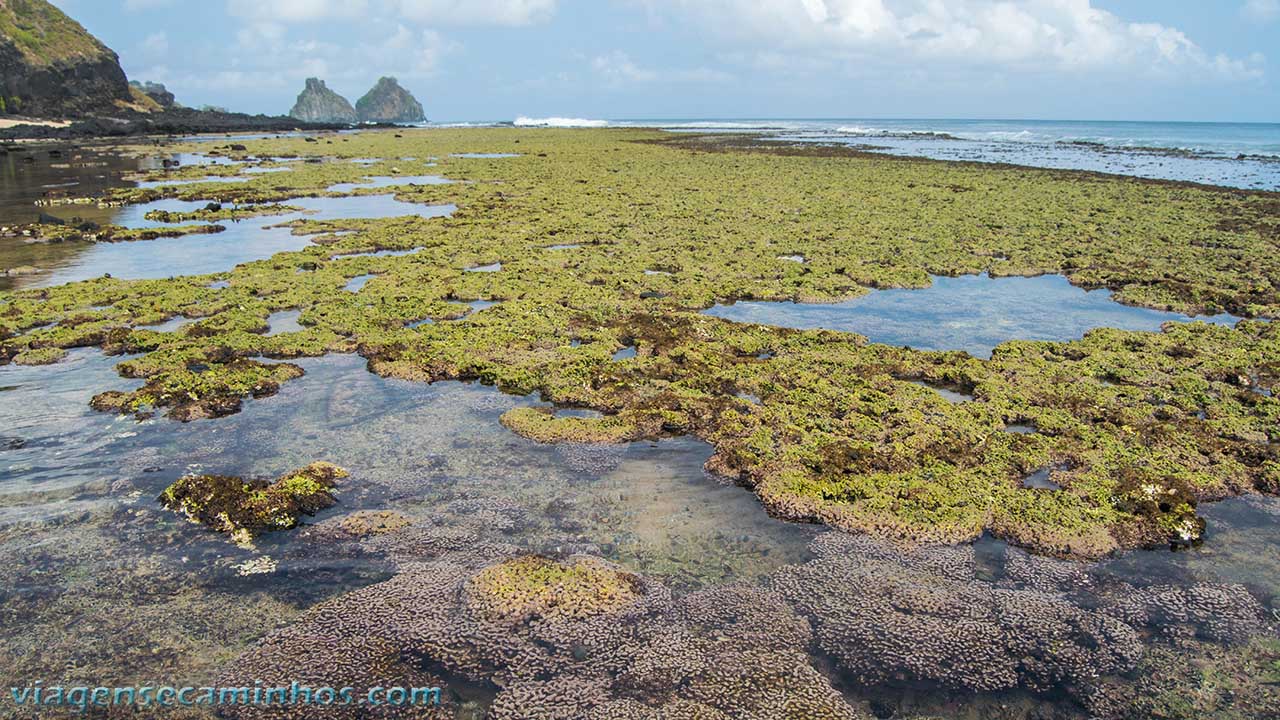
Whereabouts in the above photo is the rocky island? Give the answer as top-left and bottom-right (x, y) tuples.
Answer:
(288, 77), (356, 123)
(356, 76), (425, 123)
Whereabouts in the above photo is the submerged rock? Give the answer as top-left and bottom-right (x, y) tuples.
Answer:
(220, 542), (863, 719)
(288, 77), (356, 124)
(355, 76), (424, 123)
(158, 461), (348, 543)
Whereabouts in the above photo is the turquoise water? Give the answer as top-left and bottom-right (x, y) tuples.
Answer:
(703, 273), (1241, 358)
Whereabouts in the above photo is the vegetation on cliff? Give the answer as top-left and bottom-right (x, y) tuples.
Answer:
(0, 0), (131, 116)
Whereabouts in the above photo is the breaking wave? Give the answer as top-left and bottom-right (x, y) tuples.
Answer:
(514, 116), (609, 128)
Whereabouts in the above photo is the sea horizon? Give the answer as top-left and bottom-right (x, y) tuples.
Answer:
(423, 116), (1280, 156)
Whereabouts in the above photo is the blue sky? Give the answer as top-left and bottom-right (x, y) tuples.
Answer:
(49, 1), (1280, 122)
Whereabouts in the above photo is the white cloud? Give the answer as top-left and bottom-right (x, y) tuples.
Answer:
(396, 0), (557, 25)
(125, 0), (175, 10)
(226, 0), (369, 23)
(227, 0), (555, 26)
(591, 51), (733, 86)
(592, 51), (659, 83)
(633, 0), (1263, 81)
(1242, 0), (1280, 22)
(139, 31), (169, 57)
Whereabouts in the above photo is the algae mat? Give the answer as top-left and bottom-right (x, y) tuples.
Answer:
(1, 127), (1277, 559)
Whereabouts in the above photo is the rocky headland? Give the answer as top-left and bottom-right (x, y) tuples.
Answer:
(0, 0), (348, 139)
(0, 0), (131, 117)
(288, 77), (356, 123)
(356, 76), (425, 123)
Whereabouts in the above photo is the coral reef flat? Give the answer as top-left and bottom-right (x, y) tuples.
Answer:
(1, 127), (1278, 719)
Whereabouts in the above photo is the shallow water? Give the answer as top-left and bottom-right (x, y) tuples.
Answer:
(265, 309), (304, 335)
(704, 273), (1241, 358)
(1, 349), (1277, 716)
(0, 353), (819, 669)
(0, 145), (453, 291)
(344, 274), (376, 292)
(0, 146), (148, 227)
(325, 174), (452, 192)
(6, 195), (455, 289)
(908, 379), (973, 403)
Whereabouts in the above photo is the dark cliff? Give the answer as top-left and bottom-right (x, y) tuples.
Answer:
(0, 0), (131, 117)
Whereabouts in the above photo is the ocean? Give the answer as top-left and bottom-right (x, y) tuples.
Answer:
(491, 117), (1280, 190)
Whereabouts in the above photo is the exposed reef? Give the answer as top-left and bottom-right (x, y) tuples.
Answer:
(158, 461), (347, 543)
(2, 128), (1277, 557)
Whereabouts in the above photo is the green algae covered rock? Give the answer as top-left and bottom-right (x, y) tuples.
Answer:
(465, 555), (643, 623)
(5, 127), (1279, 559)
(158, 461), (348, 543)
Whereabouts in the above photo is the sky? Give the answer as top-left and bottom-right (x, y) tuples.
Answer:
(46, 0), (1280, 123)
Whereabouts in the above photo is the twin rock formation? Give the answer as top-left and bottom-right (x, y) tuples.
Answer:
(289, 77), (424, 124)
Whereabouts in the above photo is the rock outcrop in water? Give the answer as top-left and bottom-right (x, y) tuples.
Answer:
(0, 0), (131, 117)
(355, 76), (424, 123)
(159, 462), (348, 544)
(288, 77), (356, 124)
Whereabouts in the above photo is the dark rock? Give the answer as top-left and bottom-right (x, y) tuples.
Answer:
(355, 76), (424, 123)
(0, 106), (347, 141)
(0, 0), (132, 118)
(36, 211), (64, 225)
(288, 77), (356, 124)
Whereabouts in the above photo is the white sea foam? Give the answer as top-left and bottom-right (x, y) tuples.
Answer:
(835, 125), (887, 135)
(514, 116), (609, 128)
